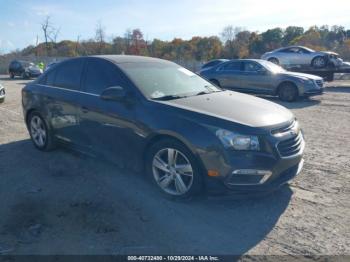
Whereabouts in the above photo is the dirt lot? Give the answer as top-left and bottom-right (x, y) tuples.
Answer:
(0, 75), (349, 256)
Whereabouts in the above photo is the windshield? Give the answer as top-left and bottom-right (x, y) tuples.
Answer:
(121, 62), (221, 99)
(302, 46), (315, 52)
(259, 60), (286, 73)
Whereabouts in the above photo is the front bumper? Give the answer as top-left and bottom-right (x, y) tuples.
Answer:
(304, 88), (324, 96)
(200, 121), (305, 194)
(0, 88), (5, 100)
(301, 80), (324, 97)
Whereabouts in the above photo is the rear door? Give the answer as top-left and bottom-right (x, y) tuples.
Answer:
(215, 61), (243, 90)
(40, 58), (85, 145)
(78, 58), (138, 165)
(239, 61), (275, 94)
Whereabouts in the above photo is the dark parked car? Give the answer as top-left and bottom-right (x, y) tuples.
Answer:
(200, 59), (324, 102)
(22, 55), (304, 199)
(200, 59), (229, 70)
(9, 60), (43, 79)
(0, 83), (5, 103)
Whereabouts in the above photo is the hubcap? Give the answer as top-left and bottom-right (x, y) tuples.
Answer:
(30, 116), (47, 147)
(152, 148), (194, 196)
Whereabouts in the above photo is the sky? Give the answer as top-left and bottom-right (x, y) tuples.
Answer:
(1, 0), (350, 53)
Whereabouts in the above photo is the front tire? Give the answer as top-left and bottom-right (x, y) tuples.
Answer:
(311, 56), (327, 68)
(146, 139), (203, 199)
(28, 112), (56, 151)
(278, 83), (298, 102)
(10, 73), (15, 79)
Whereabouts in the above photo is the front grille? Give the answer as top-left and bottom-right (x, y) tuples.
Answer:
(277, 132), (303, 157)
(315, 80), (323, 87)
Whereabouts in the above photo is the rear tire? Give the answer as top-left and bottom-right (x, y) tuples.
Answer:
(28, 112), (56, 151)
(278, 83), (298, 102)
(145, 139), (203, 200)
(268, 57), (279, 65)
(9, 73), (15, 79)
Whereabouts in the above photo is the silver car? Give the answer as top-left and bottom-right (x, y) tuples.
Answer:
(199, 59), (324, 102)
(261, 46), (343, 69)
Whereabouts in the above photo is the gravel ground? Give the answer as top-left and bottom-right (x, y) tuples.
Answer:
(0, 75), (349, 256)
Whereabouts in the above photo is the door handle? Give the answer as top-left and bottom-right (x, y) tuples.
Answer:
(81, 106), (89, 113)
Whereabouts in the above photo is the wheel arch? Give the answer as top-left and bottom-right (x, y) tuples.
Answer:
(25, 108), (38, 126)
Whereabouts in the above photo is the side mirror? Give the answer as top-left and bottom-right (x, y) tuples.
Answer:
(100, 86), (127, 102)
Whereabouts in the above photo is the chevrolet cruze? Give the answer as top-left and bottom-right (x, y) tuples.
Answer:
(22, 55), (305, 199)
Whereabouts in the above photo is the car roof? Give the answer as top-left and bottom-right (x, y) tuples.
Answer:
(275, 45), (312, 51)
(92, 55), (174, 65)
(221, 59), (265, 63)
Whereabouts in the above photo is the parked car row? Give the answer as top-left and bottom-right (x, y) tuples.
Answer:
(22, 55), (305, 199)
(199, 59), (324, 102)
(8, 60), (43, 79)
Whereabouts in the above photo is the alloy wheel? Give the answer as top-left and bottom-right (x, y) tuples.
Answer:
(30, 116), (47, 147)
(152, 148), (194, 196)
(313, 57), (326, 68)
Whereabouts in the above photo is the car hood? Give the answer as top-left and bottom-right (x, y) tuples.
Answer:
(280, 71), (322, 80)
(320, 51), (339, 56)
(157, 91), (294, 128)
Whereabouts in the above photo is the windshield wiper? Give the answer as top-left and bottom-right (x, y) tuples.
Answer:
(152, 94), (188, 101)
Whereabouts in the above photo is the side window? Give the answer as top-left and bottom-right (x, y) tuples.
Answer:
(299, 48), (310, 54)
(83, 59), (127, 95)
(279, 48), (288, 53)
(54, 59), (84, 90)
(219, 62), (241, 71)
(244, 61), (262, 72)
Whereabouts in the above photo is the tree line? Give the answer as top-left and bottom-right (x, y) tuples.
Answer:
(4, 17), (350, 62)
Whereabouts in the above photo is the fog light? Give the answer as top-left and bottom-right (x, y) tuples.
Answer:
(232, 169), (272, 184)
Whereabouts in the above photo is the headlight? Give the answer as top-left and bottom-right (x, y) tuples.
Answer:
(215, 129), (260, 151)
(298, 78), (313, 84)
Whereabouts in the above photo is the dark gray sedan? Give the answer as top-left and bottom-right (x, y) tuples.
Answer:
(199, 59), (324, 102)
(22, 55), (304, 199)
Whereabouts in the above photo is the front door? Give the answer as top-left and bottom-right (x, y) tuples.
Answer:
(78, 58), (139, 167)
(239, 61), (274, 94)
